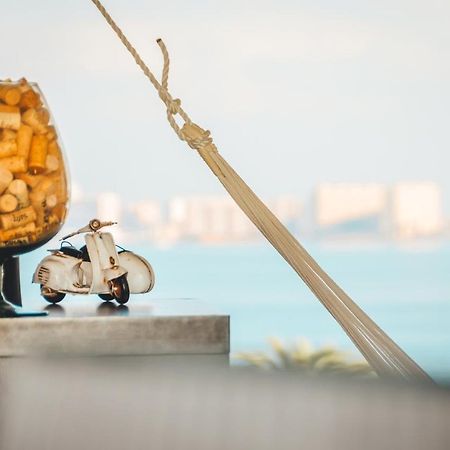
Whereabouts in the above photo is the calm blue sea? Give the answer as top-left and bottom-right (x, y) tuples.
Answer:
(20, 240), (450, 380)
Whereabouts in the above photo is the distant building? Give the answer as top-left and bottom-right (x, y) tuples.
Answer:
(132, 200), (162, 227)
(164, 195), (303, 243)
(390, 182), (444, 239)
(125, 200), (163, 241)
(315, 183), (387, 236)
(267, 195), (303, 233)
(167, 196), (257, 243)
(72, 182), (446, 245)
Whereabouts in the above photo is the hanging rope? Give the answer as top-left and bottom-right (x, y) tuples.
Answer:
(89, 0), (433, 382)
(90, 0), (214, 151)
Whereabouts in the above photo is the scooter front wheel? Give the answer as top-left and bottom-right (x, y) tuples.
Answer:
(41, 286), (66, 304)
(108, 275), (130, 304)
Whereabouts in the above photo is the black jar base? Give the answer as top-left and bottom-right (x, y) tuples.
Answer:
(0, 256), (48, 319)
(0, 301), (47, 318)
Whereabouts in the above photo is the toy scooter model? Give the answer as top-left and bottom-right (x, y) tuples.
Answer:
(33, 219), (155, 304)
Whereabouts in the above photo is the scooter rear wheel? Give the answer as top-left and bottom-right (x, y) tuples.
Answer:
(108, 275), (130, 304)
(41, 286), (66, 304)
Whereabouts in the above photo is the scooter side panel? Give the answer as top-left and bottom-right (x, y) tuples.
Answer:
(80, 261), (93, 289)
(118, 251), (155, 294)
(33, 254), (83, 293)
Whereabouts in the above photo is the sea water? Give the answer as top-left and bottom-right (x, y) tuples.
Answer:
(19, 240), (450, 380)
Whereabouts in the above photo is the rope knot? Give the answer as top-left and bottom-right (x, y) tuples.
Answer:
(158, 90), (180, 114)
(188, 131), (213, 151)
(168, 98), (181, 114)
(181, 122), (216, 152)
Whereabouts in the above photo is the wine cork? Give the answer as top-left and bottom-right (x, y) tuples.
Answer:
(29, 189), (46, 227)
(29, 178), (61, 227)
(0, 167), (13, 194)
(0, 236), (30, 247)
(33, 175), (59, 196)
(18, 78), (31, 93)
(22, 108), (47, 134)
(46, 126), (57, 141)
(45, 194), (57, 209)
(37, 174), (67, 204)
(55, 175), (68, 204)
(47, 214), (59, 226)
(33, 213), (59, 236)
(0, 221), (36, 242)
(19, 89), (42, 110)
(47, 139), (61, 157)
(0, 85), (21, 106)
(0, 205), (36, 230)
(31, 196), (48, 228)
(46, 154), (59, 172)
(0, 140), (18, 158)
(35, 213), (59, 230)
(29, 189), (45, 206)
(1, 129), (16, 141)
(0, 104), (21, 130)
(16, 124), (33, 159)
(0, 194), (18, 213)
(36, 107), (50, 126)
(7, 179), (29, 209)
(28, 135), (48, 174)
(32, 179), (52, 197)
(35, 209), (46, 227)
(15, 172), (43, 189)
(52, 203), (66, 221)
(0, 156), (27, 173)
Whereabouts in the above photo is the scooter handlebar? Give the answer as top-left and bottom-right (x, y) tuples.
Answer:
(59, 219), (117, 240)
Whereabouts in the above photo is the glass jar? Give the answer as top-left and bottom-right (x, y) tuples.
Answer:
(0, 78), (70, 316)
(0, 79), (69, 255)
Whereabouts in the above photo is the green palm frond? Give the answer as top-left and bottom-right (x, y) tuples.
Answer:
(233, 338), (375, 377)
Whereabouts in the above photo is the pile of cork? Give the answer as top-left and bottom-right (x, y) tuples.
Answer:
(0, 79), (67, 248)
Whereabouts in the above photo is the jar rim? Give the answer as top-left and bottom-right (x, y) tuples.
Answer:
(0, 79), (38, 86)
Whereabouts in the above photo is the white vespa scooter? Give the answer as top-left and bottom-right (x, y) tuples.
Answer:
(33, 219), (155, 304)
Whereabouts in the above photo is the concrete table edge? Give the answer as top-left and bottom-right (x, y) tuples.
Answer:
(0, 313), (230, 357)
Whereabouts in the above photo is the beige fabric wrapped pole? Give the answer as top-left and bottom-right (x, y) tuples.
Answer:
(90, 0), (433, 382)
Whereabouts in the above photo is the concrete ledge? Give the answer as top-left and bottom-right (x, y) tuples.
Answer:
(0, 299), (230, 357)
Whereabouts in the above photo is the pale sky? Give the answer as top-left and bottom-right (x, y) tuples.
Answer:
(1, 0), (449, 209)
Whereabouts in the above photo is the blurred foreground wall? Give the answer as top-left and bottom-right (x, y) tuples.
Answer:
(1, 357), (449, 450)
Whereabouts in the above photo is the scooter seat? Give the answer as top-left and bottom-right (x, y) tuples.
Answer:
(60, 246), (83, 259)
(79, 245), (91, 262)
